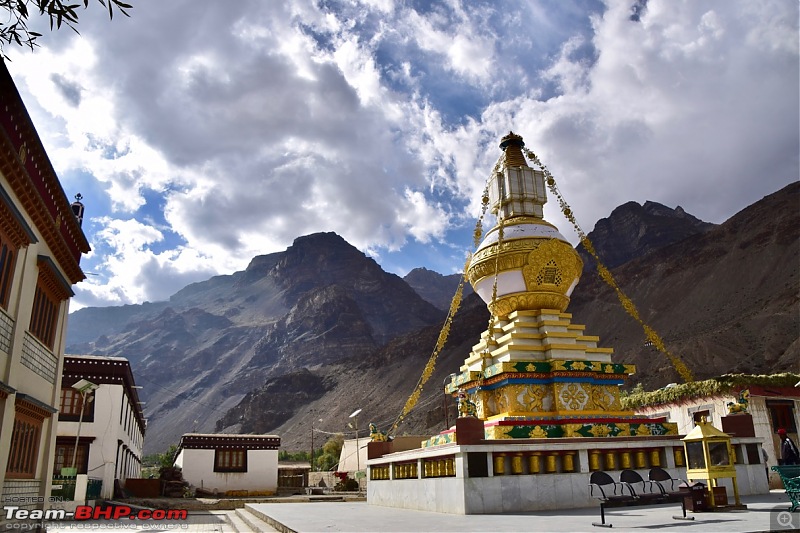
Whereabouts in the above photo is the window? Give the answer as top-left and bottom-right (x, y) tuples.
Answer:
(54, 441), (89, 475)
(6, 412), (42, 479)
(29, 280), (59, 348)
(767, 400), (797, 433)
(59, 388), (94, 422)
(0, 231), (17, 309)
(214, 449), (247, 473)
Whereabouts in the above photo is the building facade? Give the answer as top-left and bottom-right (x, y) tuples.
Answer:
(631, 380), (799, 488)
(56, 355), (146, 498)
(174, 434), (280, 496)
(0, 62), (90, 511)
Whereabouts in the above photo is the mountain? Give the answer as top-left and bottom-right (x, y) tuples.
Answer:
(67, 232), (444, 453)
(569, 182), (799, 388)
(403, 267), (473, 310)
(66, 184), (799, 454)
(577, 200), (716, 269)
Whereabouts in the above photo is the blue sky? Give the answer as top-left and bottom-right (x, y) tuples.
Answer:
(5, 0), (798, 309)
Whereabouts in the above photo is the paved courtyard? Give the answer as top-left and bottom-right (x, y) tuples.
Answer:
(39, 490), (797, 532)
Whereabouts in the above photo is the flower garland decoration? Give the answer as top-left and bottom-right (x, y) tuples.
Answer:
(388, 157), (502, 435)
(522, 147), (694, 383)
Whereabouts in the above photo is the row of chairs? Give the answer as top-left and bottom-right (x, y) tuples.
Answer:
(588, 467), (692, 527)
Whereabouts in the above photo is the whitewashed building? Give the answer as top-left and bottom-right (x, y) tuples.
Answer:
(0, 62), (90, 514)
(174, 434), (280, 496)
(56, 355), (146, 498)
(630, 377), (799, 488)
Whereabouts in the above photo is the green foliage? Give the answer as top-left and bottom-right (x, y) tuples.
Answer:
(315, 434), (343, 472)
(620, 382), (645, 399)
(141, 444), (178, 477)
(0, 0), (132, 58)
(621, 373), (800, 410)
(334, 477), (358, 492)
(278, 450), (311, 462)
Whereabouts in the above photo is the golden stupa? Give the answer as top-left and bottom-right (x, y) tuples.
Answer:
(434, 132), (677, 442)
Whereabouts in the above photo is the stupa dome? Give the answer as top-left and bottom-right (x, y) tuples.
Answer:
(467, 132), (583, 316)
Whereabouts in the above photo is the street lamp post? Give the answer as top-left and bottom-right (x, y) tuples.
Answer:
(70, 379), (98, 475)
(348, 408), (362, 484)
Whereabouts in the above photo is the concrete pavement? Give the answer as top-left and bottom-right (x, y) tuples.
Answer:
(38, 490), (798, 532)
(246, 490), (798, 532)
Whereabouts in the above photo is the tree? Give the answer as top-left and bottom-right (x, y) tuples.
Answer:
(315, 434), (343, 472)
(0, 0), (132, 58)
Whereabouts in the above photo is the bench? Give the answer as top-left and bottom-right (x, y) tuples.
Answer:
(589, 470), (694, 527)
(772, 465), (800, 512)
(649, 466), (687, 495)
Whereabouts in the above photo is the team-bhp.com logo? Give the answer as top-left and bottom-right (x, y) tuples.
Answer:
(4, 505), (188, 528)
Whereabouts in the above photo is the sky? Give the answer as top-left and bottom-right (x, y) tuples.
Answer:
(4, 0), (798, 310)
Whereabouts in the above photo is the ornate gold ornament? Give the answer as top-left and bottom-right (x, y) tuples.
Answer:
(558, 383), (589, 411)
(529, 425), (547, 438)
(520, 384), (547, 411)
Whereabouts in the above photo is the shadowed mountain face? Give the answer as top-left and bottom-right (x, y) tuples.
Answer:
(66, 184), (799, 454)
(403, 267), (473, 311)
(577, 200), (717, 269)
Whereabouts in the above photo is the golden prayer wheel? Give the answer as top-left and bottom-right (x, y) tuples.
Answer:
(635, 450), (647, 469)
(494, 454), (506, 475)
(511, 454), (524, 475)
(562, 452), (576, 473)
(605, 451), (617, 471)
(529, 452), (541, 474)
(674, 447), (685, 467)
(650, 449), (661, 467)
(545, 453), (557, 473)
(620, 451), (632, 469)
(589, 450), (601, 471)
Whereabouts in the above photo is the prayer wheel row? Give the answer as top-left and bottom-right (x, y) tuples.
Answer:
(492, 451), (577, 475)
(587, 447), (685, 471)
(423, 457), (455, 478)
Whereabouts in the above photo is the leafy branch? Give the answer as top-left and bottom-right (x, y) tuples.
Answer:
(0, 0), (132, 58)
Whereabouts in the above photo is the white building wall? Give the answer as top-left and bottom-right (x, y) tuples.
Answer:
(177, 449), (278, 495)
(57, 382), (144, 498)
(635, 393), (800, 488)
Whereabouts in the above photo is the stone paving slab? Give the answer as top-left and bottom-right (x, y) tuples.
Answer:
(42, 510), (239, 532)
(247, 491), (798, 532)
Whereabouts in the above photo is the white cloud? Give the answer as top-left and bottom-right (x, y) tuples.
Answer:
(4, 0), (796, 308)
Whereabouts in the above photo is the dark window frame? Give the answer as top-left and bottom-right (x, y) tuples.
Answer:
(6, 411), (42, 479)
(0, 230), (17, 310)
(58, 387), (94, 422)
(214, 449), (247, 473)
(29, 277), (60, 349)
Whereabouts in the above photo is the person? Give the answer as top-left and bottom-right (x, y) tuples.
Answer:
(761, 446), (770, 481)
(778, 428), (799, 465)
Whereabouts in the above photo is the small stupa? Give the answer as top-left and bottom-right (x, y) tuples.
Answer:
(430, 131), (677, 444)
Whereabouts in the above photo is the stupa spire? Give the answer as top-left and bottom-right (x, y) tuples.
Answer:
(499, 131), (528, 168)
(488, 131), (548, 221)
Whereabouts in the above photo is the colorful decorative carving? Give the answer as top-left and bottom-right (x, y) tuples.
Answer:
(457, 389), (478, 418)
(369, 422), (388, 442)
(727, 389), (750, 414)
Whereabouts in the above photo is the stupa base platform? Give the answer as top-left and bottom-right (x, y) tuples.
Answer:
(366, 434), (768, 514)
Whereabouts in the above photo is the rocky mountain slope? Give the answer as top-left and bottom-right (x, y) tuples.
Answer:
(403, 267), (473, 311)
(577, 200), (716, 269)
(569, 182), (799, 388)
(66, 184), (799, 454)
(67, 232), (444, 453)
